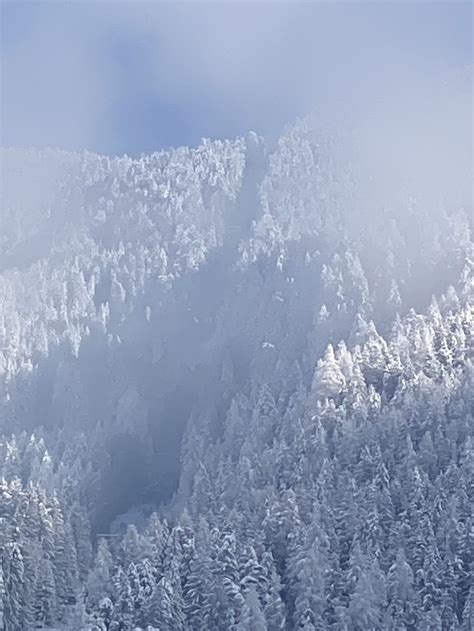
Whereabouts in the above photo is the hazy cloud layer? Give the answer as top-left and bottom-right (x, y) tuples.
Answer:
(1, 1), (472, 155)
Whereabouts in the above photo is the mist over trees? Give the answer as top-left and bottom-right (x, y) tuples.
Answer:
(0, 112), (472, 629)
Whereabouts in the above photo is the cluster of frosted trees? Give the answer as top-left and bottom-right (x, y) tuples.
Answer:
(0, 117), (472, 629)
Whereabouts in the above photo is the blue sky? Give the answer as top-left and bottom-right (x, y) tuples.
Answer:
(1, 1), (472, 156)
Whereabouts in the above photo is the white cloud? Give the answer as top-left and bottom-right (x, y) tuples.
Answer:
(1, 1), (472, 161)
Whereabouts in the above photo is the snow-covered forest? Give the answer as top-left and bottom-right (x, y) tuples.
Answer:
(0, 108), (472, 630)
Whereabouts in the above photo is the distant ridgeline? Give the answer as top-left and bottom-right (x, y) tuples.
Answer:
(0, 119), (472, 630)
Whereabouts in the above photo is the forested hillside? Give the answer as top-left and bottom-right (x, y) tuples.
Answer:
(0, 115), (472, 630)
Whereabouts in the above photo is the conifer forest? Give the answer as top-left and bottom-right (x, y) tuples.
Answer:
(0, 83), (473, 629)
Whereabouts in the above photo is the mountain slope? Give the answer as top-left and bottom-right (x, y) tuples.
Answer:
(0, 118), (472, 630)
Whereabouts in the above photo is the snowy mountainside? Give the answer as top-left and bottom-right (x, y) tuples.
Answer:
(0, 119), (473, 630)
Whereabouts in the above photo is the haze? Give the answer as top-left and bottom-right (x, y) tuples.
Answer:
(1, 1), (472, 155)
